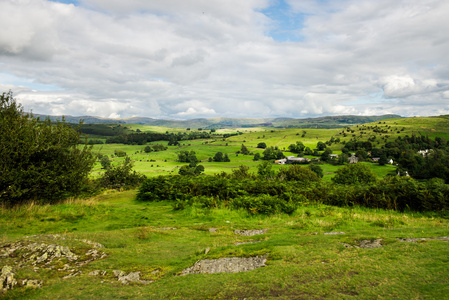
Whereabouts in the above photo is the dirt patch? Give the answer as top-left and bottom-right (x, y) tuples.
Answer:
(234, 229), (267, 236)
(180, 255), (267, 275)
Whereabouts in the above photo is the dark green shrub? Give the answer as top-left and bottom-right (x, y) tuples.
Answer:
(99, 157), (146, 190)
(231, 194), (298, 215)
(332, 163), (377, 185)
(0, 91), (95, 205)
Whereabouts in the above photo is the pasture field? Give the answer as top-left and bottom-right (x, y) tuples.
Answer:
(90, 125), (398, 179)
(1, 190), (448, 299)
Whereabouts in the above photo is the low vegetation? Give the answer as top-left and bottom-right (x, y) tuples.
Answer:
(2, 90), (449, 298)
(1, 190), (449, 299)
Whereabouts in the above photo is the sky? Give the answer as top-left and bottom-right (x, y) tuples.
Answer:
(1, 0), (449, 119)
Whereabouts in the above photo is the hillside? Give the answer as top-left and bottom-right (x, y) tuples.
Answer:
(1, 190), (448, 299)
(33, 114), (402, 129)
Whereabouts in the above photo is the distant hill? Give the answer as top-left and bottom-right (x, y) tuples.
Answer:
(33, 114), (402, 129)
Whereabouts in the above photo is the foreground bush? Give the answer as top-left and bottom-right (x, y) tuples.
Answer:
(137, 172), (449, 214)
(0, 91), (95, 205)
(98, 156), (146, 190)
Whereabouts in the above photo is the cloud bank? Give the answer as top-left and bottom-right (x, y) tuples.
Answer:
(1, 0), (448, 119)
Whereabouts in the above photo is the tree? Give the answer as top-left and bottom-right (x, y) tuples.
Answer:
(99, 156), (146, 189)
(257, 142), (267, 149)
(114, 149), (127, 157)
(277, 165), (321, 182)
(0, 91), (95, 204)
(337, 153), (349, 165)
(262, 146), (284, 160)
(230, 165), (253, 179)
(332, 163), (377, 185)
(178, 151), (198, 164)
(304, 147), (313, 155)
(240, 144), (250, 155)
(100, 155), (111, 169)
(317, 141), (327, 151)
(253, 153), (261, 161)
(179, 164), (205, 176)
(288, 141), (305, 154)
(308, 164), (323, 178)
(144, 145), (153, 153)
(257, 161), (274, 179)
(213, 152), (224, 162)
(320, 148), (332, 162)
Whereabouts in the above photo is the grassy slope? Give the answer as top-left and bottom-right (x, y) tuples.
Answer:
(90, 125), (398, 179)
(1, 190), (449, 299)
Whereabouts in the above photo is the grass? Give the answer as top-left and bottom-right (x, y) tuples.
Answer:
(2, 190), (449, 299)
(86, 115), (449, 180)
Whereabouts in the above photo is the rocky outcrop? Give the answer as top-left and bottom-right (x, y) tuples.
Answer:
(343, 239), (383, 249)
(1, 266), (17, 292)
(113, 270), (152, 285)
(0, 238), (107, 292)
(399, 237), (449, 242)
(234, 229), (267, 236)
(181, 255), (267, 275)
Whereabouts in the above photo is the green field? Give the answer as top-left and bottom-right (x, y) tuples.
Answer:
(1, 190), (448, 299)
(89, 125), (399, 179)
(3, 116), (449, 298)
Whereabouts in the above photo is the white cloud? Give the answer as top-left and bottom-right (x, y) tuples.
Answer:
(1, 0), (449, 119)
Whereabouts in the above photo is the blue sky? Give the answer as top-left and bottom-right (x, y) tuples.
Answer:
(1, 0), (448, 119)
(260, 0), (306, 42)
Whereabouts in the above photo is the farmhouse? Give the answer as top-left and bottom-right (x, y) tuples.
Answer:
(275, 156), (311, 164)
(348, 153), (358, 164)
(418, 149), (432, 156)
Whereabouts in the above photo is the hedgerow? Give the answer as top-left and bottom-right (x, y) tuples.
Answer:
(137, 171), (449, 214)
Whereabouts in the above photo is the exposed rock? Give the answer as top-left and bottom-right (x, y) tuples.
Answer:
(342, 239), (383, 249)
(235, 241), (262, 246)
(63, 271), (82, 279)
(79, 239), (105, 249)
(0, 239), (107, 292)
(204, 247), (210, 254)
(181, 255), (267, 275)
(113, 270), (152, 285)
(113, 270), (126, 278)
(324, 231), (346, 235)
(155, 227), (177, 230)
(22, 279), (42, 289)
(208, 228), (218, 233)
(1, 265), (17, 291)
(88, 270), (101, 276)
(234, 229), (267, 236)
(399, 237), (449, 242)
(359, 239), (383, 249)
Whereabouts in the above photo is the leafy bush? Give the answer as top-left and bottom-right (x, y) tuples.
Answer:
(332, 163), (377, 185)
(0, 91), (95, 205)
(277, 165), (321, 182)
(136, 171), (449, 214)
(99, 156), (146, 190)
(231, 194), (298, 215)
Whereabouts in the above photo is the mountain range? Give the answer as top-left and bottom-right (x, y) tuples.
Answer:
(33, 114), (402, 129)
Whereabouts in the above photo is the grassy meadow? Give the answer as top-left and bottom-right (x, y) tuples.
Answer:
(3, 116), (449, 298)
(1, 190), (448, 299)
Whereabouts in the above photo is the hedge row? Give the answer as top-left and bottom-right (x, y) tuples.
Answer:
(136, 175), (449, 214)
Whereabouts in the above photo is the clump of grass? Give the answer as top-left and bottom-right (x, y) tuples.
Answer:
(135, 226), (151, 240)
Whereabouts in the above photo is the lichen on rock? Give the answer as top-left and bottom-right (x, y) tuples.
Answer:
(181, 255), (267, 275)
